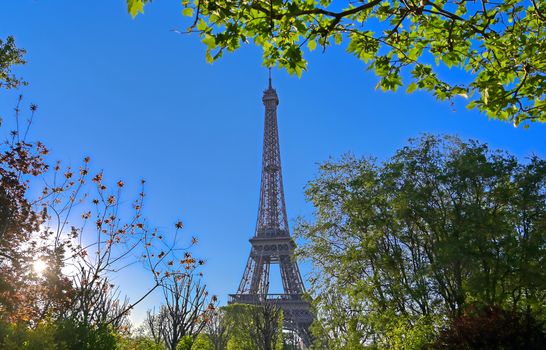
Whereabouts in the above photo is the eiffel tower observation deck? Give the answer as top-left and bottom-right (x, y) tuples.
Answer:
(229, 73), (313, 347)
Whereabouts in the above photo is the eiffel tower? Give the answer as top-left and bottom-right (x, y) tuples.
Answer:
(229, 73), (313, 347)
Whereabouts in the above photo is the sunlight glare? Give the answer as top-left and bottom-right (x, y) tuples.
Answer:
(33, 259), (47, 275)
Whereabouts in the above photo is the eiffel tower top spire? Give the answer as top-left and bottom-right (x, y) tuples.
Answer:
(256, 70), (288, 237)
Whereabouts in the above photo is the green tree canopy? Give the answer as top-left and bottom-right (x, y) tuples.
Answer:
(297, 134), (546, 348)
(128, 0), (545, 126)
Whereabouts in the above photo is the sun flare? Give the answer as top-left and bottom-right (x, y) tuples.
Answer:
(33, 259), (47, 275)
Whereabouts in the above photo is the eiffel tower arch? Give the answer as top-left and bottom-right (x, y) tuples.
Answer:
(229, 74), (313, 347)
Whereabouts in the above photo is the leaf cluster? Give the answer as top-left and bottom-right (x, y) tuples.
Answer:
(129, 0), (546, 125)
(0, 36), (26, 90)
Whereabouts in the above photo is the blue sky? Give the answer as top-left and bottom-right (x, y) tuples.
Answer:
(1, 1), (545, 325)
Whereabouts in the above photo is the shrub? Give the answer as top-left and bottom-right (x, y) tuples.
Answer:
(176, 335), (193, 350)
(434, 304), (546, 349)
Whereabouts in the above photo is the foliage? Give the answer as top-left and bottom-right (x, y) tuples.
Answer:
(176, 335), (194, 350)
(223, 304), (254, 350)
(190, 333), (214, 350)
(129, 0), (545, 126)
(222, 303), (283, 350)
(434, 304), (546, 349)
(297, 134), (546, 348)
(0, 36), (26, 90)
(118, 335), (167, 350)
(0, 318), (118, 350)
(0, 321), (58, 350)
(54, 318), (119, 350)
(248, 302), (283, 350)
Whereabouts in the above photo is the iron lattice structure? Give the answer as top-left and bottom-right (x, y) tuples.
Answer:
(229, 76), (313, 347)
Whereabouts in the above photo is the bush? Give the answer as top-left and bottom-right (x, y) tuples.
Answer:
(118, 336), (165, 350)
(434, 304), (546, 349)
(0, 319), (119, 350)
(191, 334), (213, 350)
(54, 319), (118, 350)
(0, 322), (58, 350)
(176, 335), (193, 350)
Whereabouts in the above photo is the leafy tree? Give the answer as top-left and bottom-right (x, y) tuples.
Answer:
(222, 304), (254, 350)
(297, 134), (546, 348)
(248, 302), (283, 350)
(129, 0), (545, 126)
(222, 303), (283, 350)
(0, 36), (26, 90)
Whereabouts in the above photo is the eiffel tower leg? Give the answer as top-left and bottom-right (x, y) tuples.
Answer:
(260, 258), (270, 295)
(249, 254), (263, 294)
(237, 254), (256, 294)
(248, 254), (271, 296)
(279, 255), (305, 295)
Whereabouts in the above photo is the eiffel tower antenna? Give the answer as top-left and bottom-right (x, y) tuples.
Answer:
(229, 74), (313, 348)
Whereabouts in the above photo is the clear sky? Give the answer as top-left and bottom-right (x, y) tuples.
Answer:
(1, 0), (545, 325)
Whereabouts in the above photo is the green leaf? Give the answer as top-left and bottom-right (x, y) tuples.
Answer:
(182, 7), (193, 17)
(202, 35), (216, 49)
(205, 50), (214, 64)
(307, 40), (317, 52)
(334, 33), (343, 45)
(467, 100), (478, 110)
(127, 0), (145, 17)
(197, 19), (207, 32)
(407, 82), (418, 94)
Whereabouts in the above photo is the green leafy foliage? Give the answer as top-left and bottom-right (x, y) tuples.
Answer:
(223, 304), (255, 350)
(54, 319), (119, 350)
(118, 336), (166, 350)
(129, 0), (546, 126)
(176, 335), (194, 350)
(222, 304), (284, 350)
(298, 134), (546, 348)
(190, 334), (214, 350)
(0, 321), (58, 350)
(0, 36), (26, 90)
(127, 0), (149, 17)
(434, 304), (546, 349)
(0, 319), (118, 350)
